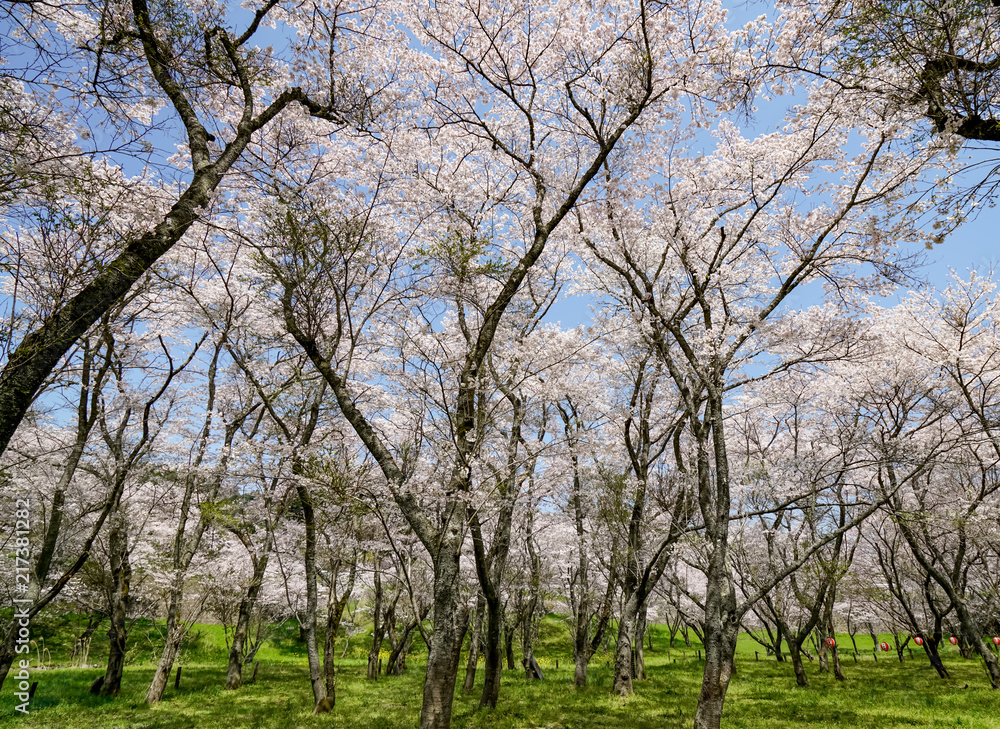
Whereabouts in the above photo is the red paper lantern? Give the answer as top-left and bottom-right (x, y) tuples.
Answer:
(914, 636), (924, 646)
(880, 641), (890, 652)
(949, 636), (959, 645)
(826, 637), (836, 648)
(992, 637), (1000, 647)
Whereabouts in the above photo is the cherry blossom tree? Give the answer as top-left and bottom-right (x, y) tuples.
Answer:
(578, 12), (957, 718)
(0, 0), (391, 458)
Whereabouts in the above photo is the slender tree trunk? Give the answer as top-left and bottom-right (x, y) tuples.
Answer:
(504, 615), (516, 670)
(101, 513), (131, 697)
(521, 502), (542, 681)
(573, 586), (591, 689)
(479, 593), (505, 705)
(921, 634), (950, 679)
(146, 351), (241, 705)
(823, 593), (844, 681)
(367, 560), (384, 681)
(146, 582), (186, 703)
(574, 623), (590, 688)
(226, 544), (272, 690)
(817, 629), (829, 673)
(953, 600), (1000, 687)
(773, 627), (784, 662)
(296, 482), (326, 705)
(786, 633), (808, 687)
(463, 596), (485, 693)
(387, 614), (421, 676)
(634, 603), (647, 681)
(323, 561), (357, 699)
(564, 401), (592, 689)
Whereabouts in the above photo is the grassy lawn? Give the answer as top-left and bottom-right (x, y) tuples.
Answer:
(1, 617), (998, 728)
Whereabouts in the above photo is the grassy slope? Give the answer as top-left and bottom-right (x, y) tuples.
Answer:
(2, 615), (999, 728)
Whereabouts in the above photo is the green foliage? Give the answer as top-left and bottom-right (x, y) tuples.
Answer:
(415, 230), (509, 282)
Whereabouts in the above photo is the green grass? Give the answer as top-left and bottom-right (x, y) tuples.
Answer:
(2, 617), (999, 728)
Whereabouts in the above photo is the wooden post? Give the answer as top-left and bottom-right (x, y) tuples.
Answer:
(755, 651), (759, 661)
(697, 650), (701, 661)
(175, 666), (182, 689)
(556, 659), (559, 669)
(28, 681), (37, 699)
(249, 661), (260, 685)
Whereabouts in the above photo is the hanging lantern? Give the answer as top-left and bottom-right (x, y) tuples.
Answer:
(880, 641), (890, 652)
(992, 637), (1000, 647)
(914, 636), (924, 646)
(826, 637), (836, 648)
(949, 636), (959, 645)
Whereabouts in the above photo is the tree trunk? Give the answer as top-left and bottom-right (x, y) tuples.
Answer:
(504, 616), (516, 670)
(367, 560), (384, 681)
(920, 633), (950, 679)
(419, 518), (467, 729)
(785, 629), (808, 687)
(816, 630), (829, 673)
(479, 590), (506, 707)
(463, 596), (485, 693)
(953, 600), (1000, 687)
(823, 592), (844, 681)
(323, 561), (357, 699)
(145, 578), (186, 703)
(296, 482), (326, 705)
(613, 594), (639, 696)
(100, 513), (131, 697)
(387, 614), (421, 676)
(693, 534), (739, 729)
(573, 583), (592, 688)
(521, 486), (542, 682)
(634, 603), (647, 681)
(226, 546), (272, 690)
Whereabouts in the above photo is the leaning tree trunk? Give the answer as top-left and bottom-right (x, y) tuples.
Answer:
(101, 512), (131, 697)
(785, 631), (809, 687)
(226, 534), (274, 690)
(953, 599), (1000, 688)
(146, 580), (188, 703)
(920, 633), (950, 679)
(387, 613), (422, 676)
